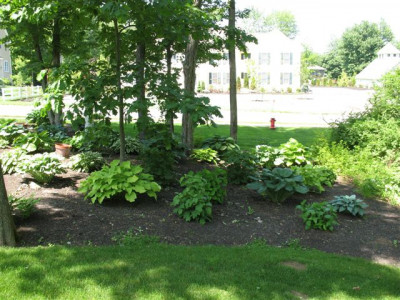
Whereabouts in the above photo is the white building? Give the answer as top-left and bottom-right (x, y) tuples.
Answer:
(356, 43), (400, 88)
(0, 30), (12, 82)
(196, 30), (301, 92)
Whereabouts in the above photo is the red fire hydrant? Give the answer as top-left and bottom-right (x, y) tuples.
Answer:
(270, 118), (276, 130)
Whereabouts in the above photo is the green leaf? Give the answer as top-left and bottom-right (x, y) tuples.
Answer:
(125, 192), (137, 202)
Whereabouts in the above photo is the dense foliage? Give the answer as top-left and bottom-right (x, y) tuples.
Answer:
(223, 149), (257, 185)
(201, 135), (240, 156)
(190, 148), (219, 165)
(21, 153), (65, 183)
(79, 160), (161, 204)
(296, 200), (338, 231)
(329, 195), (368, 217)
(0, 149), (27, 174)
(247, 168), (308, 203)
(69, 152), (106, 173)
(292, 165), (336, 193)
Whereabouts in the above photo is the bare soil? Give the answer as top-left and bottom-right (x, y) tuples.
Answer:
(4, 157), (400, 267)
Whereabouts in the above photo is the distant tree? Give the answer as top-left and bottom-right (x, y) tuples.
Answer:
(243, 74), (249, 88)
(301, 44), (322, 83)
(242, 8), (298, 39)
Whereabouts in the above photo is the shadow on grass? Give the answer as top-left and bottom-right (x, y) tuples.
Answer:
(0, 243), (399, 299)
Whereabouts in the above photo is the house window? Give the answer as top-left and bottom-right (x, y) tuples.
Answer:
(240, 72), (248, 79)
(3, 60), (9, 73)
(394, 54), (397, 57)
(258, 72), (270, 85)
(241, 53), (251, 60)
(209, 72), (221, 85)
(222, 73), (230, 84)
(258, 53), (270, 65)
(280, 72), (292, 85)
(387, 54), (391, 57)
(281, 53), (293, 65)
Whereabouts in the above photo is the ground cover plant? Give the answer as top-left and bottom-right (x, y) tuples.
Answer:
(292, 165), (336, 193)
(190, 148), (219, 165)
(68, 151), (106, 173)
(0, 148), (27, 174)
(21, 153), (65, 184)
(329, 195), (368, 217)
(79, 160), (161, 203)
(296, 200), (338, 231)
(8, 195), (40, 219)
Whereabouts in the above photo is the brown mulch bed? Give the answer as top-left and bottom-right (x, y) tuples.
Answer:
(3, 158), (400, 267)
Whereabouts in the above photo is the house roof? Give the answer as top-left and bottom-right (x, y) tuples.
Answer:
(308, 65), (326, 71)
(356, 58), (400, 80)
(377, 42), (400, 55)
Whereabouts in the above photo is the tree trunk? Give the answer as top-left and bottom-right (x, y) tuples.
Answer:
(182, 0), (202, 151)
(31, 25), (47, 91)
(228, 0), (238, 141)
(166, 44), (174, 134)
(114, 19), (126, 162)
(0, 162), (16, 247)
(51, 16), (63, 126)
(136, 42), (147, 140)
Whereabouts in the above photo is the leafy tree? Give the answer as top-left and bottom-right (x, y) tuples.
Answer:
(301, 45), (322, 83)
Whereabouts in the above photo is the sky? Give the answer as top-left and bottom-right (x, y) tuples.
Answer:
(236, 0), (400, 53)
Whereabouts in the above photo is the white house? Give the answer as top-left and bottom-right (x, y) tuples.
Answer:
(356, 42), (400, 88)
(0, 30), (12, 82)
(195, 30), (301, 92)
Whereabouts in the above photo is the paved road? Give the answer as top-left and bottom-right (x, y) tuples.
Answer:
(0, 87), (373, 127)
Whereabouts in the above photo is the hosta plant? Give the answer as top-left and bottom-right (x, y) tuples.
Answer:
(255, 145), (280, 169)
(329, 195), (368, 217)
(13, 131), (53, 153)
(198, 168), (228, 204)
(296, 200), (338, 231)
(247, 168), (308, 203)
(292, 165), (336, 193)
(201, 135), (240, 155)
(0, 123), (25, 144)
(110, 136), (141, 155)
(68, 151), (105, 173)
(277, 138), (311, 167)
(22, 153), (65, 183)
(171, 172), (213, 224)
(78, 160), (161, 204)
(0, 138), (8, 148)
(0, 148), (27, 174)
(190, 148), (219, 165)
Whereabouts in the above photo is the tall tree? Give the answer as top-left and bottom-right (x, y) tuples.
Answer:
(0, 162), (16, 247)
(228, 0), (237, 141)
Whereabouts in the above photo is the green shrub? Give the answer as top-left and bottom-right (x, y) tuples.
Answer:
(26, 108), (50, 126)
(73, 124), (118, 153)
(171, 172), (212, 224)
(247, 168), (308, 203)
(292, 165), (336, 193)
(79, 160), (161, 204)
(277, 138), (311, 167)
(13, 131), (53, 153)
(190, 148), (219, 165)
(141, 147), (176, 185)
(223, 149), (257, 185)
(22, 153), (65, 183)
(68, 151), (105, 173)
(0, 123), (25, 144)
(0, 138), (8, 148)
(255, 145), (280, 169)
(0, 148), (27, 174)
(110, 136), (141, 155)
(329, 195), (368, 217)
(197, 168), (227, 204)
(37, 124), (69, 142)
(8, 195), (40, 219)
(296, 200), (338, 231)
(201, 135), (240, 156)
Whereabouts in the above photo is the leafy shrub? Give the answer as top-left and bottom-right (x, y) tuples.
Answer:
(13, 131), (53, 153)
(141, 147), (176, 185)
(26, 108), (50, 126)
(247, 168), (308, 203)
(0, 138), (8, 148)
(201, 135), (240, 155)
(223, 149), (257, 185)
(171, 172), (213, 224)
(329, 195), (368, 217)
(277, 138), (311, 167)
(0, 123), (25, 144)
(110, 136), (141, 155)
(73, 124), (118, 153)
(198, 168), (227, 204)
(68, 151), (105, 173)
(292, 165), (336, 193)
(0, 148), (27, 174)
(190, 148), (219, 165)
(8, 195), (40, 219)
(22, 153), (65, 183)
(78, 160), (161, 204)
(255, 145), (280, 169)
(296, 200), (338, 231)
(37, 124), (69, 142)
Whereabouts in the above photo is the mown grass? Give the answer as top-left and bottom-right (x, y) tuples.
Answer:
(119, 123), (330, 150)
(0, 242), (399, 299)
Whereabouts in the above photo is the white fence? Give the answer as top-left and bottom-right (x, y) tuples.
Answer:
(1, 86), (43, 101)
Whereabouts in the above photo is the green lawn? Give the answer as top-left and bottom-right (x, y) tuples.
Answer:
(0, 99), (35, 106)
(119, 123), (330, 150)
(1, 242), (399, 299)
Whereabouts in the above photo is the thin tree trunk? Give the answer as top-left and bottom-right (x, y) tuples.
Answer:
(228, 0), (238, 141)
(114, 19), (126, 162)
(166, 44), (174, 134)
(31, 25), (47, 90)
(51, 16), (63, 126)
(136, 42), (147, 140)
(0, 162), (16, 247)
